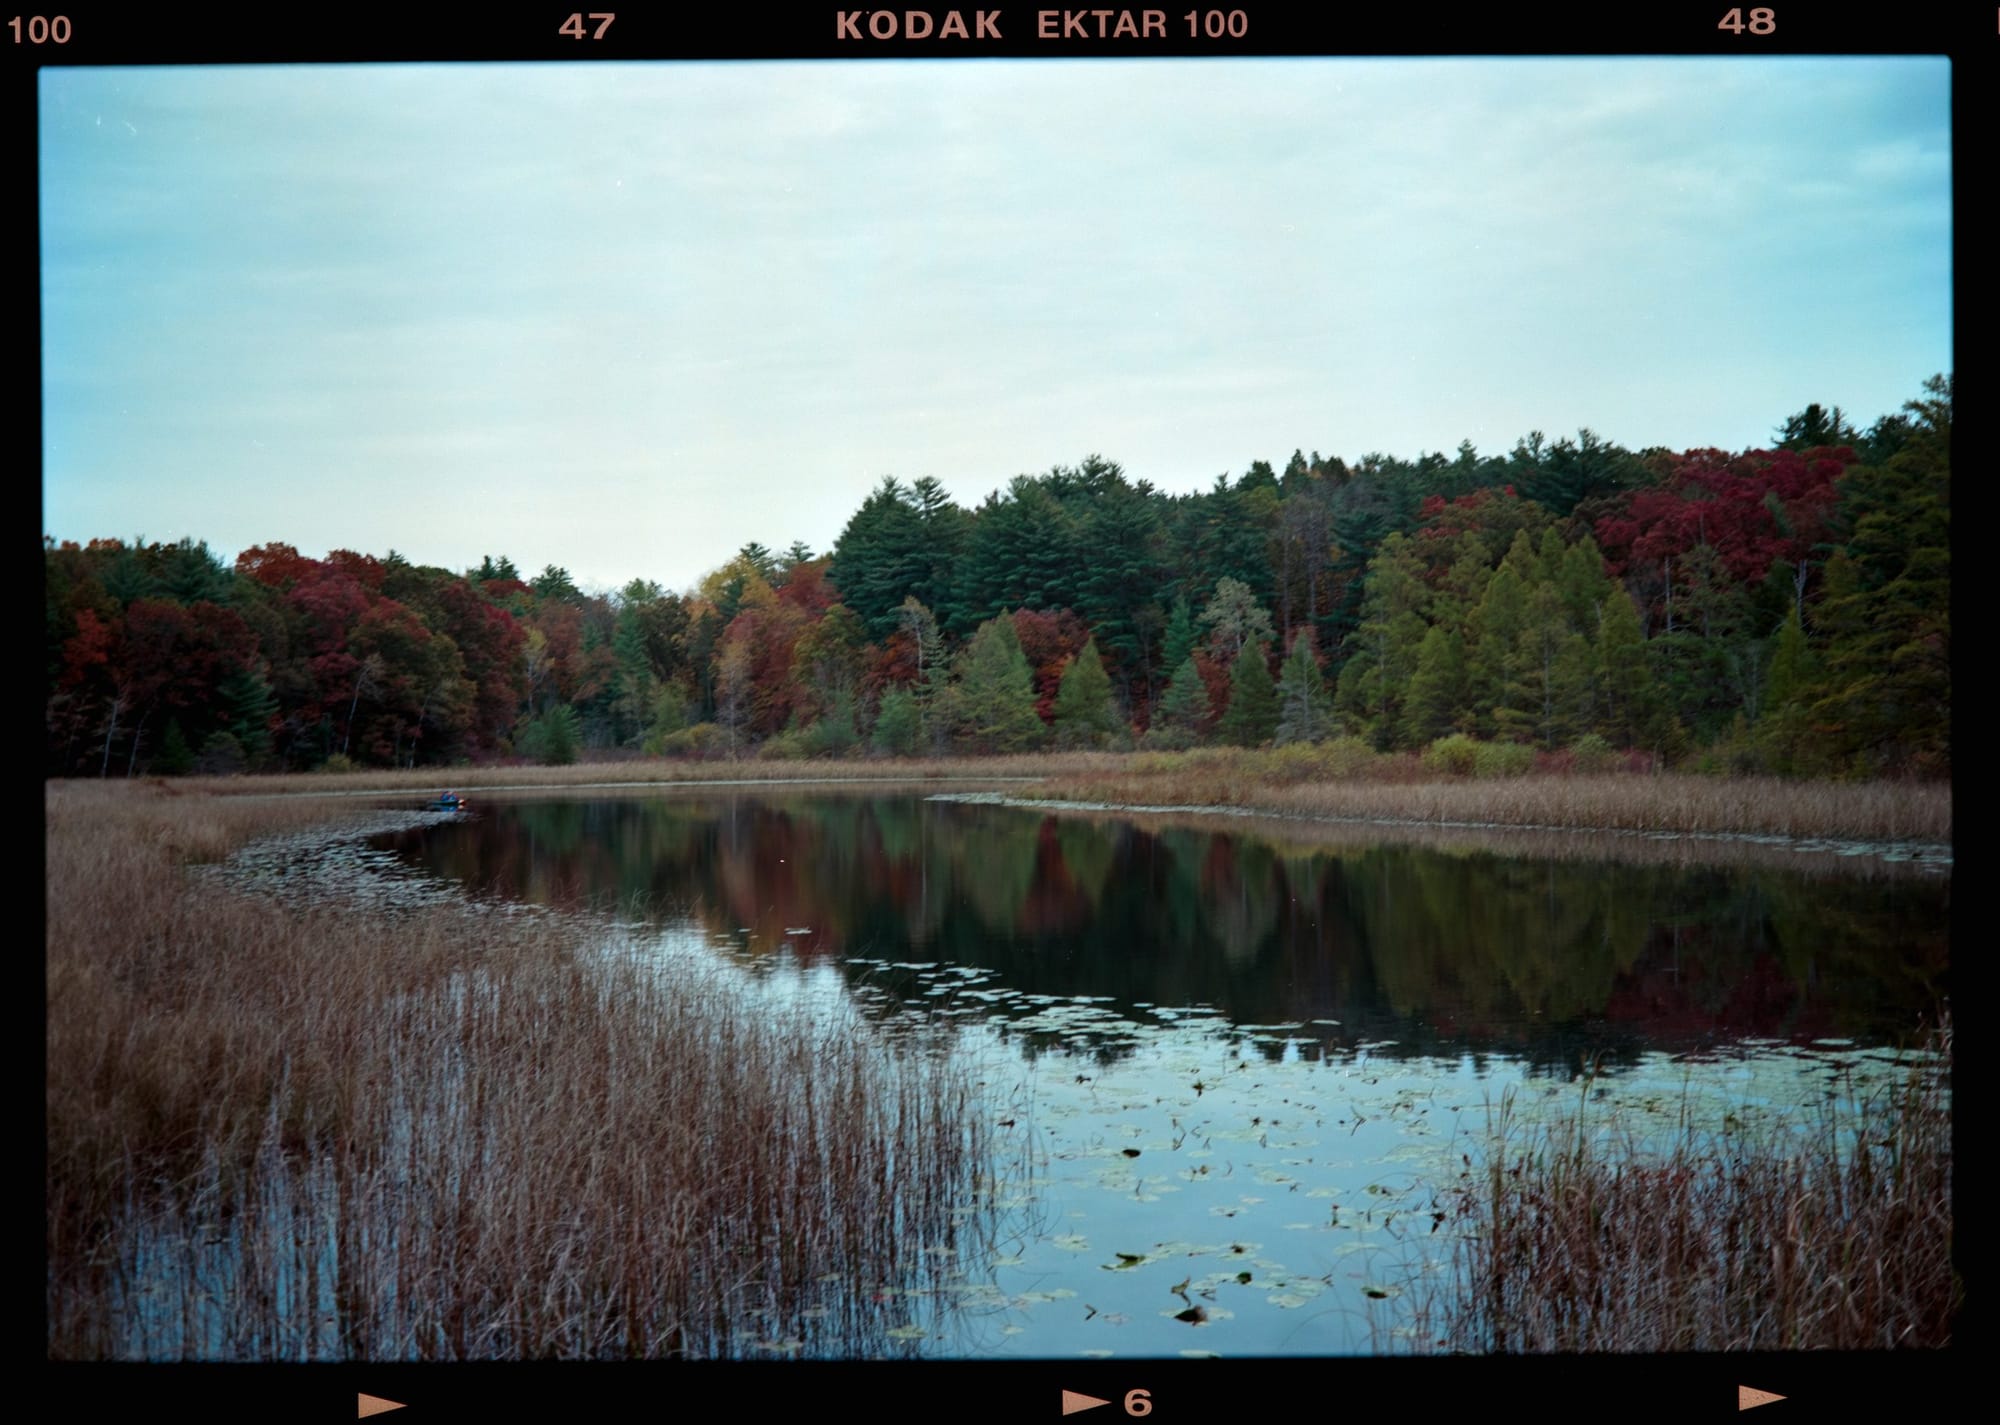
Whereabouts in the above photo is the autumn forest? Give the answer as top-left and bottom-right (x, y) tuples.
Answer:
(44, 376), (1950, 782)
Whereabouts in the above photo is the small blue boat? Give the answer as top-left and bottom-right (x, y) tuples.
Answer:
(425, 791), (470, 813)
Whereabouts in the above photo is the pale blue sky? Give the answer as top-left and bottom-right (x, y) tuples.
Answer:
(40, 59), (1951, 593)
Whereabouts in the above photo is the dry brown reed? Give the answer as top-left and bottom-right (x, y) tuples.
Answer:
(1032, 749), (1951, 845)
(1390, 1022), (1955, 1352)
(113, 743), (1949, 845)
(47, 783), (997, 1359)
(168, 752), (1129, 799)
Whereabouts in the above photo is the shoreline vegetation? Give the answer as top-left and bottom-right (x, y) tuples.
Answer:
(48, 773), (1952, 1358)
(1392, 1018), (1955, 1352)
(149, 744), (1949, 848)
(46, 784), (998, 1360)
(49, 382), (1952, 798)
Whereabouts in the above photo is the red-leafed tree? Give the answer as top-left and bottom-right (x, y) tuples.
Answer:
(789, 602), (868, 725)
(1194, 650), (1232, 726)
(717, 580), (812, 736)
(235, 542), (321, 592)
(436, 579), (527, 754)
(867, 626), (920, 696)
(526, 599), (615, 714)
(288, 565), (372, 659)
(1413, 485), (1552, 576)
(325, 549), (387, 592)
(1011, 606), (1090, 723)
(51, 606), (120, 771)
(80, 598), (257, 775)
(776, 558), (841, 618)
(1593, 446), (1847, 629)
(345, 599), (473, 764)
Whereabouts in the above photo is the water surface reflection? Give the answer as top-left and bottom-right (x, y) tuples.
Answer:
(375, 792), (1948, 1356)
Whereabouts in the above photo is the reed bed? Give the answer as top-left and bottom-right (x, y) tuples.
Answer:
(1034, 752), (1950, 845)
(116, 744), (1948, 845)
(168, 752), (1129, 799)
(1389, 1022), (1955, 1352)
(47, 783), (997, 1359)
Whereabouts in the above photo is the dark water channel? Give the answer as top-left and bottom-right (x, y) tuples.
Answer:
(375, 791), (1950, 1357)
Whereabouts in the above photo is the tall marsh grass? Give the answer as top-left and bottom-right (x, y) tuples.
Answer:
(47, 783), (998, 1359)
(1390, 1022), (1955, 1352)
(1035, 749), (1950, 844)
(165, 751), (1130, 798)
(119, 742), (1949, 844)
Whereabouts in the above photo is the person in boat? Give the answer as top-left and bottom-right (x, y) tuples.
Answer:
(438, 789), (460, 809)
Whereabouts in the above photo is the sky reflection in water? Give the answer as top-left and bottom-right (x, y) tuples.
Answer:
(382, 793), (1949, 1357)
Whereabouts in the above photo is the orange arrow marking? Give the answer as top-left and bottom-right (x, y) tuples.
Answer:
(358, 1395), (408, 1418)
(1738, 1385), (1785, 1411)
(1062, 1390), (1112, 1415)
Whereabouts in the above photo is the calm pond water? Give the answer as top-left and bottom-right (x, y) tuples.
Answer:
(376, 790), (1950, 1358)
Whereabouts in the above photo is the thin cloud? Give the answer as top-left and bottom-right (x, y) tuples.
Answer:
(42, 58), (1949, 592)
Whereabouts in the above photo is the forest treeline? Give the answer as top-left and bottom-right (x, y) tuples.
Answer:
(44, 377), (1949, 779)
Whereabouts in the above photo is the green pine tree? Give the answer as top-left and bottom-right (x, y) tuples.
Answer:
(1551, 630), (1597, 748)
(1338, 534), (1431, 747)
(156, 718), (194, 775)
(829, 478), (928, 638)
(897, 596), (948, 747)
(1518, 583), (1578, 748)
(1053, 638), (1120, 748)
(610, 604), (657, 746)
(1470, 562), (1532, 741)
(1161, 596), (1198, 673)
(872, 687), (922, 757)
(1154, 656), (1212, 741)
(1757, 604), (1820, 775)
(1273, 627), (1329, 745)
(1598, 587), (1671, 752)
(217, 666), (278, 768)
(1403, 626), (1466, 745)
(1078, 478), (1169, 681)
(1555, 535), (1614, 631)
(1217, 642), (1278, 747)
(1809, 378), (1950, 773)
(1198, 576), (1276, 664)
(522, 704), (582, 765)
(804, 689), (861, 757)
(951, 616), (1043, 753)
